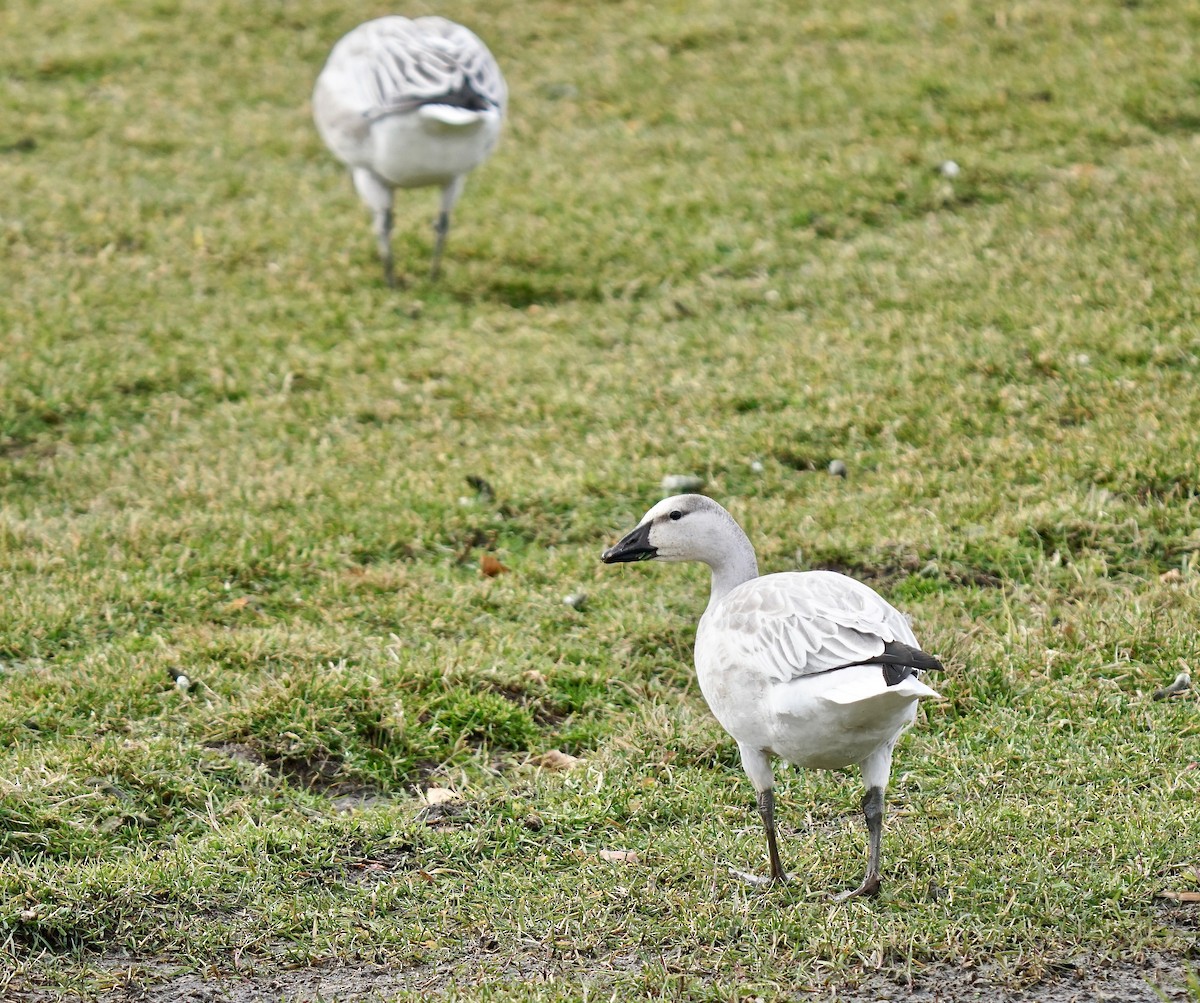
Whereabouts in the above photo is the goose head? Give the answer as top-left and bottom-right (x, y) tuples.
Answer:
(601, 494), (747, 566)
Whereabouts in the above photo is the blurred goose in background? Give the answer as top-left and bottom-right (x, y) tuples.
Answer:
(313, 16), (507, 284)
(602, 494), (942, 899)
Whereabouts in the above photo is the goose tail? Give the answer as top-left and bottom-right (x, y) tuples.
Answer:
(417, 103), (491, 130)
(822, 673), (940, 705)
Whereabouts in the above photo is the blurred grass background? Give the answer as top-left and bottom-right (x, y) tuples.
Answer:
(2, 0), (1199, 997)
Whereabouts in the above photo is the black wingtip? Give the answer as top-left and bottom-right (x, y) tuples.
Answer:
(882, 640), (942, 668)
(876, 641), (944, 686)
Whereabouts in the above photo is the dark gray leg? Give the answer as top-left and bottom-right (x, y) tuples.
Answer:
(834, 785), (884, 901)
(430, 176), (466, 281)
(352, 169), (396, 288)
(728, 789), (787, 887)
(758, 788), (786, 882)
(729, 744), (786, 886)
(430, 209), (449, 281)
(376, 208), (395, 287)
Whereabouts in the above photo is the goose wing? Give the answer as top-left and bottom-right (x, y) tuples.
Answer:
(322, 16), (507, 119)
(704, 570), (922, 684)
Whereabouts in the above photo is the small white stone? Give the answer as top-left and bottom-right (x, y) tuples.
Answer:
(1153, 671), (1191, 701)
(750, 460), (764, 474)
(661, 474), (704, 494)
(939, 160), (961, 178)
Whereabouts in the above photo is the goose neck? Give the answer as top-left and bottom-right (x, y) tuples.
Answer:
(705, 532), (759, 610)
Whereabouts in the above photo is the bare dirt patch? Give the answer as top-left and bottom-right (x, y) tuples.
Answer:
(843, 953), (1193, 1002)
(7, 951), (1194, 1003)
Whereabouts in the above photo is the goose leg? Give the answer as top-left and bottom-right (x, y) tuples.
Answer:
(833, 785), (884, 901)
(834, 743), (895, 901)
(352, 168), (396, 287)
(430, 209), (449, 282)
(430, 176), (466, 281)
(730, 744), (786, 886)
(759, 788), (786, 882)
(375, 208), (396, 287)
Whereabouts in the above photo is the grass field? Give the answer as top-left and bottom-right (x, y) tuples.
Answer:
(2, 0), (1199, 998)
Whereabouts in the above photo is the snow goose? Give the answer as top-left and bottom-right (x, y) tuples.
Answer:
(312, 16), (507, 284)
(601, 494), (942, 899)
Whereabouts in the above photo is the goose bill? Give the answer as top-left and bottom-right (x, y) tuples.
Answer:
(601, 522), (657, 563)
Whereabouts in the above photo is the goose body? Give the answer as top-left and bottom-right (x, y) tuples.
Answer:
(602, 494), (942, 898)
(313, 16), (507, 283)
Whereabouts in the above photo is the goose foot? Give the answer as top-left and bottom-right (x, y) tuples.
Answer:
(729, 867), (774, 887)
(831, 872), (881, 902)
(727, 866), (797, 887)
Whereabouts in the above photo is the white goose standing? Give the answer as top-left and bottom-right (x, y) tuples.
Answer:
(602, 494), (942, 899)
(313, 16), (507, 284)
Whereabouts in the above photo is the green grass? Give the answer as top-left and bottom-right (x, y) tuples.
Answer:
(2, 0), (1199, 997)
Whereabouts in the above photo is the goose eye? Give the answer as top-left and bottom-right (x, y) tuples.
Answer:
(669, 510), (683, 521)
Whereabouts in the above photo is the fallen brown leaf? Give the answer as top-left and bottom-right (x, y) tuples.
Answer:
(1157, 890), (1200, 902)
(598, 849), (640, 864)
(422, 787), (458, 805)
(480, 554), (509, 577)
(532, 749), (581, 771)
(417, 867), (460, 882)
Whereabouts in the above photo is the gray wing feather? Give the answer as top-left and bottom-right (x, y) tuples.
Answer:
(708, 571), (917, 684)
(324, 16), (507, 118)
